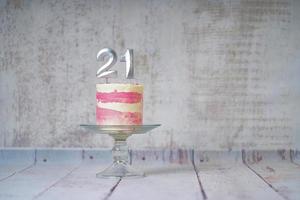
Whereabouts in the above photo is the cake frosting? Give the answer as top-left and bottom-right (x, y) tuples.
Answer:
(96, 84), (143, 125)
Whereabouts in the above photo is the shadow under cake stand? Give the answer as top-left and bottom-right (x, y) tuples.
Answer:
(80, 124), (160, 178)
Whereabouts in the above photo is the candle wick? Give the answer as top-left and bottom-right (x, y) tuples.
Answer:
(105, 78), (108, 84)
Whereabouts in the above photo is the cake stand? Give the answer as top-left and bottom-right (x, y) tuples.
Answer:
(80, 124), (160, 178)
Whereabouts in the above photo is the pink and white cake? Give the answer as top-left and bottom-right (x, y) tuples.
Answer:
(96, 84), (143, 125)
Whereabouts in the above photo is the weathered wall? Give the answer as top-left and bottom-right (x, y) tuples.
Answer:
(0, 0), (299, 150)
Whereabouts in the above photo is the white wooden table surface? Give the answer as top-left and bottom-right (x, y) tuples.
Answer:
(0, 148), (299, 200)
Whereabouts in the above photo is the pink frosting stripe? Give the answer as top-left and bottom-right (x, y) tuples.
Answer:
(96, 91), (142, 103)
(96, 107), (142, 125)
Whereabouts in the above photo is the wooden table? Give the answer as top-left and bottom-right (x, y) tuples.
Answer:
(0, 148), (299, 200)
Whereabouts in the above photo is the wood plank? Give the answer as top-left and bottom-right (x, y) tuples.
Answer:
(35, 163), (119, 200)
(0, 149), (82, 200)
(0, 149), (35, 181)
(35, 149), (119, 200)
(0, 164), (34, 182)
(0, 164), (80, 200)
(37, 149), (198, 200)
(243, 150), (300, 200)
(109, 165), (201, 200)
(109, 150), (200, 200)
(1, 148), (298, 200)
(194, 151), (284, 200)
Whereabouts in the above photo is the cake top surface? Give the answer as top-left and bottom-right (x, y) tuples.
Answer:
(96, 83), (143, 93)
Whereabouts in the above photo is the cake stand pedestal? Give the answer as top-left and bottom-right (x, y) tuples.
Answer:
(80, 124), (160, 178)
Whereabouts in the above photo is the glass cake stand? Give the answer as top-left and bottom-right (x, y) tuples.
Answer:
(80, 124), (160, 178)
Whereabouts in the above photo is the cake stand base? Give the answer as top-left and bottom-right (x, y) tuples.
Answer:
(80, 124), (160, 178)
(96, 161), (145, 178)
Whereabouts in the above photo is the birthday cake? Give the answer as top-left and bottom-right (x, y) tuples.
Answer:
(96, 83), (143, 125)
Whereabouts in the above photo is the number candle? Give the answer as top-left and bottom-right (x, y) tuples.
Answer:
(120, 49), (134, 79)
(96, 48), (117, 79)
(96, 48), (135, 81)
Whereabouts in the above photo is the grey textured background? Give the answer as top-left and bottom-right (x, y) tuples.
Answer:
(0, 0), (299, 150)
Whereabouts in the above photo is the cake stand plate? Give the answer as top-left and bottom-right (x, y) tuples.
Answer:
(80, 124), (160, 178)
